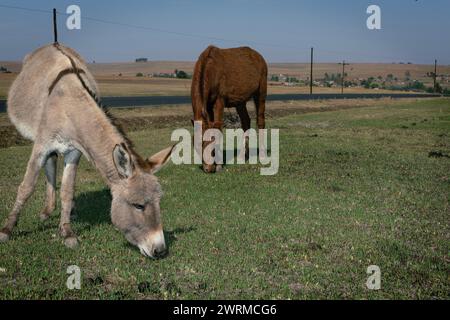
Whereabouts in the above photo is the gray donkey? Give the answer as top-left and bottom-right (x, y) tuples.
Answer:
(0, 43), (175, 258)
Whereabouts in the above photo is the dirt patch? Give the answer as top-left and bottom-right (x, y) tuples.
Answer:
(0, 98), (434, 149)
(0, 126), (31, 148)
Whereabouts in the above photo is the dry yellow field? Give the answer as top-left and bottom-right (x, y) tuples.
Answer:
(1, 61), (449, 98)
(95, 76), (406, 97)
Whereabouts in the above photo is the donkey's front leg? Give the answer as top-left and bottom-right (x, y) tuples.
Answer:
(39, 153), (58, 221)
(59, 150), (81, 249)
(0, 144), (47, 242)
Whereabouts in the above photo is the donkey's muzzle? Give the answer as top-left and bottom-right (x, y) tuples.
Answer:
(152, 242), (167, 258)
(138, 228), (167, 258)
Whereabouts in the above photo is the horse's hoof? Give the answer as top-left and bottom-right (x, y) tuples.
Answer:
(0, 232), (10, 243)
(203, 164), (216, 173)
(64, 237), (79, 249)
(39, 213), (50, 221)
(215, 164), (223, 172)
(259, 150), (268, 162)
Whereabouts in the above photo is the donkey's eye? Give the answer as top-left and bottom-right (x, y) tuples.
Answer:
(132, 203), (145, 211)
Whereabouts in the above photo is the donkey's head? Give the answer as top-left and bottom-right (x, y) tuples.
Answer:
(110, 143), (175, 258)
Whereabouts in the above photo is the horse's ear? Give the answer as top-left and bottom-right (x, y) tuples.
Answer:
(146, 145), (176, 174)
(113, 143), (134, 179)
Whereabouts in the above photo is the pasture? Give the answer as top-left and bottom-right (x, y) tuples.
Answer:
(0, 98), (449, 299)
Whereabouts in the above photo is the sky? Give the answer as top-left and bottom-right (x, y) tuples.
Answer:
(0, 0), (449, 64)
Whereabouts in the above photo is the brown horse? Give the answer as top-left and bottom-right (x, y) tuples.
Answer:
(191, 45), (268, 173)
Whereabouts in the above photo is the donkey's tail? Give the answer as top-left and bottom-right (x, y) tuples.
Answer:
(191, 45), (217, 121)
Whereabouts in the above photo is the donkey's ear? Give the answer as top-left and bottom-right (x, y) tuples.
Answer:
(113, 144), (134, 179)
(146, 145), (176, 174)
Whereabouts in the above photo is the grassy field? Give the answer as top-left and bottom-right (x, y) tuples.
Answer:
(0, 98), (449, 299)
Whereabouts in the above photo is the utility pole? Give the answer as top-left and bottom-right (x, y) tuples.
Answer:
(428, 59), (443, 94)
(53, 8), (58, 44)
(310, 47), (314, 95)
(338, 60), (350, 94)
(433, 59), (437, 92)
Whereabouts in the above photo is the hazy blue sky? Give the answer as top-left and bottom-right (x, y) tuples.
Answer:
(0, 0), (449, 64)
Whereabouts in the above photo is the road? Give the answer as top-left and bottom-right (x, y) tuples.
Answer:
(0, 93), (442, 113)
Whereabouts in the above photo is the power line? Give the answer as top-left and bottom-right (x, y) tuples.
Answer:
(0, 3), (439, 64)
(0, 3), (310, 52)
(0, 3), (51, 14)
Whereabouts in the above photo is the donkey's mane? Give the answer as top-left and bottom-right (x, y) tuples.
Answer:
(52, 44), (135, 149)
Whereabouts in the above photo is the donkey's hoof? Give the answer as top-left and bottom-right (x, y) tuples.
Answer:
(64, 237), (79, 249)
(0, 232), (10, 243)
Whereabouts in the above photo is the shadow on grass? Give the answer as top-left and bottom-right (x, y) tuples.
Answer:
(74, 188), (111, 226)
(196, 147), (270, 171)
(164, 226), (196, 248)
(74, 188), (196, 258)
(10, 189), (111, 238)
(121, 226), (196, 258)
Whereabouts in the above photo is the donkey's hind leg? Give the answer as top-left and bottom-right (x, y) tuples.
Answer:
(39, 153), (58, 221)
(0, 144), (48, 242)
(59, 150), (81, 249)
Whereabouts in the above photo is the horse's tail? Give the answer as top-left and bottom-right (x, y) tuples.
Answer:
(191, 45), (217, 122)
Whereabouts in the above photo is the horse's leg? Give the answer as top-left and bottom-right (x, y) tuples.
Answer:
(254, 91), (267, 159)
(39, 153), (58, 221)
(192, 99), (207, 166)
(0, 143), (48, 242)
(202, 99), (216, 173)
(213, 98), (225, 172)
(236, 102), (251, 131)
(236, 103), (251, 159)
(203, 98), (224, 173)
(253, 95), (266, 130)
(59, 150), (81, 249)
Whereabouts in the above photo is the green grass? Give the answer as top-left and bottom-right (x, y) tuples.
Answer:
(0, 99), (449, 299)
